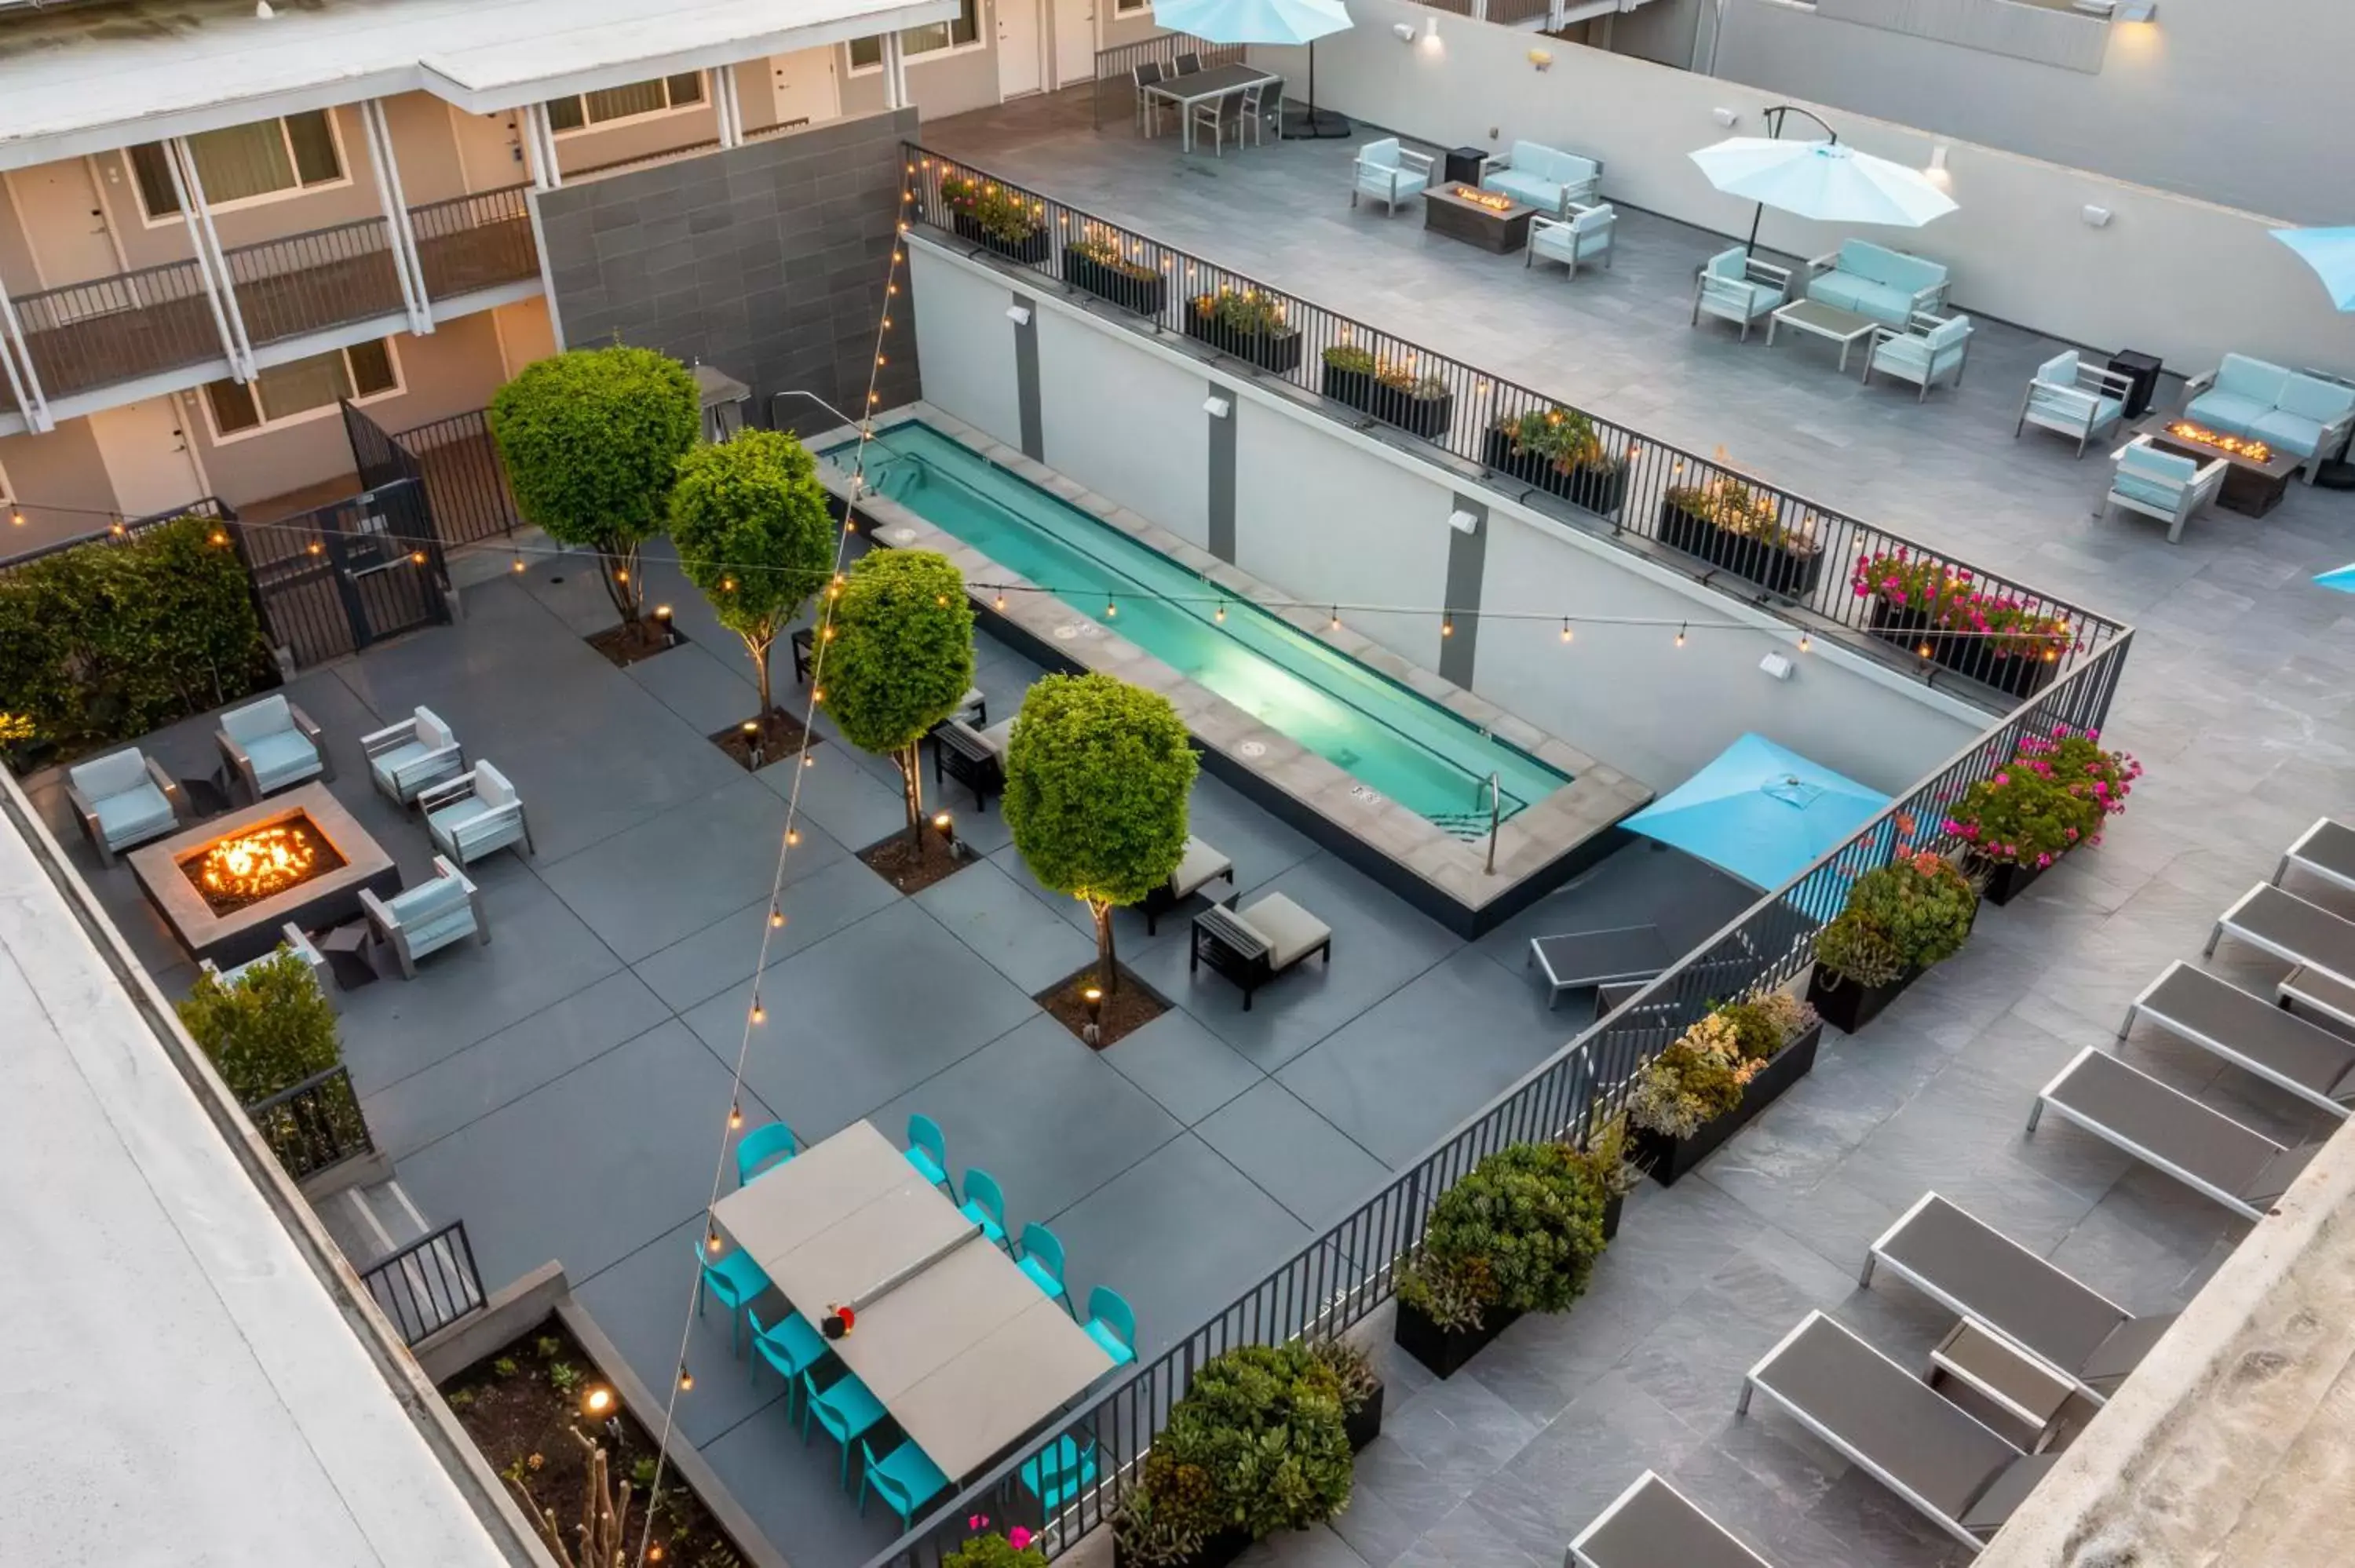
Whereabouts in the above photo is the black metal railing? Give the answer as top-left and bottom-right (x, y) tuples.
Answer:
(408, 184), (539, 301)
(393, 409), (522, 546)
(220, 217), (408, 345)
(8, 255), (223, 398)
(868, 626), (2133, 1568)
(244, 1064), (375, 1183)
(1090, 34), (1251, 130)
(360, 1220), (487, 1347)
(565, 119), (812, 184)
(1491, 0), (1553, 24)
(900, 144), (2127, 701)
(243, 478), (451, 667)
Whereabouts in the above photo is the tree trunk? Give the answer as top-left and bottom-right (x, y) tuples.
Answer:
(1093, 899), (1118, 994)
(744, 629), (773, 719)
(601, 543), (643, 627)
(896, 744), (926, 845)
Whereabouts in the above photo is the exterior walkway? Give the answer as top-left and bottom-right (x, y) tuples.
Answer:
(917, 88), (2355, 1568)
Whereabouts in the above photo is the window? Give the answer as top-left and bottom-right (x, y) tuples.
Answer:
(129, 111), (346, 221)
(202, 341), (400, 440)
(1115, 0), (1148, 12)
(543, 72), (706, 133)
(849, 0), (980, 69)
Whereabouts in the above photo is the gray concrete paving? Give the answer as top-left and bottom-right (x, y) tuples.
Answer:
(905, 87), (2355, 1568)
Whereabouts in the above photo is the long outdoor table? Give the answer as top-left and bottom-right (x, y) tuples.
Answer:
(710, 1121), (1113, 1479)
(1145, 64), (1277, 154)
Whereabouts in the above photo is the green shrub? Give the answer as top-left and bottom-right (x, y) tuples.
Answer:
(1944, 725), (2142, 870)
(1191, 289), (1288, 337)
(944, 1533), (1045, 1568)
(1813, 851), (1977, 986)
(0, 516), (270, 771)
(1398, 1142), (1609, 1333)
(1492, 405), (1606, 472)
(1112, 1343), (1353, 1566)
(943, 177), (1046, 244)
(176, 949), (339, 1103)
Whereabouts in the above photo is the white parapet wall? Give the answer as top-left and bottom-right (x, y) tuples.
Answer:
(1251, 5), (2342, 374)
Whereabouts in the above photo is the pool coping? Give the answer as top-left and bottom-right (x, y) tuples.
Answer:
(810, 403), (1654, 937)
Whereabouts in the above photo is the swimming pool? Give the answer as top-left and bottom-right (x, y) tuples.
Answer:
(829, 421), (1569, 832)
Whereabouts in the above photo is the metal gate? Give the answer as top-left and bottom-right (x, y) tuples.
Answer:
(244, 480), (449, 667)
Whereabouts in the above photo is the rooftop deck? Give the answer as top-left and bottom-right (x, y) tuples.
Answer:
(905, 89), (2355, 1568)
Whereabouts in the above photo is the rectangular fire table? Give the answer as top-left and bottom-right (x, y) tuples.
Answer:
(2134, 414), (2302, 517)
(1422, 183), (1538, 253)
(128, 783), (400, 968)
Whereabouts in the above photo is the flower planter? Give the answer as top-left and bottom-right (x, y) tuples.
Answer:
(951, 211), (1050, 264)
(1480, 428), (1625, 519)
(1867, 598), (2062, 699)
(1184, 304), (1303, 374)
(1601, 1189), (1624, 1243)
(1321, 365), (1455, 439)
(1806, 963), (1922, 1034)
(1342, 1381), (1386, 1453)
(1115, 1526), (1252, 1568)
(1969, 852), (2053, 907)
(1633, 1022), (1823, 1187)
(1062, 250), (1167, 316)
(1657, 498), (1824, 600)
(1393, 1296), (1521, 1380)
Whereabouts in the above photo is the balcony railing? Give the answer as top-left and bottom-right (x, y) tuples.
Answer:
(360, 1220), (487, 1347)
(2, 181), (542, 407)
(243, 1063), (375, 1183)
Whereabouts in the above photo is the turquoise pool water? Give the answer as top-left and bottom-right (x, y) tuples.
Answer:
(829, 422), (1569, 830)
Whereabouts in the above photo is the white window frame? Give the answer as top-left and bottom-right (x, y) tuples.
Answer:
(846, 0), (988, 73)
(127, 111), (355, 229)
(545, 72), (711, 138)
(199, 339), (405, 447)
(1114, 0), (1148, 13)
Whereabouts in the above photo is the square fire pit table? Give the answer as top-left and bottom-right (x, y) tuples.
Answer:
(2133, 413), (2302, 517)
(128, 782), (400, 969)
(1422, 183), (1539, 253)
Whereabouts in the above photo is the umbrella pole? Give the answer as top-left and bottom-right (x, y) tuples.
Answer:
(1745, 201), (1764, 258)
(1283, 40), (1350, 140)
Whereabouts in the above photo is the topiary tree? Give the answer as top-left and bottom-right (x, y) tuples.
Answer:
(667, 429), (837, 719)
(1003, 673), (1196, 994)
(824, 549), (976, 844)
(487, 345), (698, 629)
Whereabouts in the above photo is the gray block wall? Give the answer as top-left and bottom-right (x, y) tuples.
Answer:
(534, 108), (922, 433)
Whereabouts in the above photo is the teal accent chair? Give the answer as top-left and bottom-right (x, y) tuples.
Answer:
(1692, 247), (1791, 341)
(1481, 140), (1601, 215)
(216, 694), (330, 802)
(1352, 139), (1432, 214)
(904, 1114), (955, 1199)
(1017, 1222), (1072, 1315)
(802, 1369), (887, 1490)
(363, 706), (464, 805)
(736, 1121), (798, 1186)
(860, 1437), (951, 1528)
(2185, 355), (2355, 481)
(1864, 312), (1973, 401)
(64, 748), (182, 867)
(1081, 1285), (1137, 1368)
(749, 1308), (827, 1412)
(422, 760), (532, 867)
(2017, 351), (2132, 456)
(692, 1237), (772, 1357)
(2101, 439), (2225, 544)
(960, 1167), (1010, 1249)
(1804, 239), (1949, 326)
(359, 855), (487, 979)
(1527, 203), (1616, 279)
(1020, 1435), (1101, 1514)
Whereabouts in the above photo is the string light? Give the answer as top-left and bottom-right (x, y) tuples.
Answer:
(1675, 623), (1688, 647)
(994, 592), (1007, 611)
(6, 502), (22, 527)
(1329, 605), (1342, 631)
(704, 1228), (722, 1256)
(677, 1368), (694, 1391)
(1798, 633), (1812, 653)
(1560, 619), (1573, 644)
(1440, 614), (1454, 638)
(1104, 593), (1118, 619)
(728, 1103), (743, 1130)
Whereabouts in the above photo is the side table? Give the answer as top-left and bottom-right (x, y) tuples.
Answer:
(1442, 146), (1489, 188)
(2107, 349), (2163, 420)
(319, 921), (381, 990)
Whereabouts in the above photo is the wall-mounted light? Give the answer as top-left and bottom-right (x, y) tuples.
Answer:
(2082, 204), (2114, 227)
(1923, 142), (1952, 190)
(1527, 48), (1553, 70)
(1447, 509), (1480, 536)
(1392, 20), (1415, 41)
(1203, 396), (1232, 418)
(2116, 0), (2156, 19)
(1423, 15), (1439, 40)
(1711, 107), (1740, 128)
(1005, 304), (1031, 326)
(1758, 651), (1794, 682)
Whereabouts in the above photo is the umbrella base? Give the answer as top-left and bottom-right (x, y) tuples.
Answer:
(1283, 108), (1351, 139)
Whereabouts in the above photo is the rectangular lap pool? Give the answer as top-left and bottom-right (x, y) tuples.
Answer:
(828, 421), (1569, 833)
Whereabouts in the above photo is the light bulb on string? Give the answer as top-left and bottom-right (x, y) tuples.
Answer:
(728, 1103), (743, 1130)
(1441, 614), (1454, 638)
(770, 907), (785, 928)
(1330, 606), (1342, 632)
(1798, 633), (1812, 653)
(1104, 593), (1117, 619)
(994, 592), (1007, 611)
(1560, 619), (1573, 644)
(1675, 623), (1688, 647)
(678, 1367), (695, 1391)
(750, 997), (767, 1023)
(705, 1227), (722, 1255)
(1214, 602), (1226, 623)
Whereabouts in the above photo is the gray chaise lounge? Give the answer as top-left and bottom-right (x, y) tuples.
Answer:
(2203, 882), (2355, 986)
(2275, 817), (2355, 899)
(1862, 1191), (2173, 1402)
(1738, 1311), (2057, 1552)
(1568, 1470), (1772, 1568)
(2029, 1046), (2321, 1220)
(2123, 960), (2355, 1118)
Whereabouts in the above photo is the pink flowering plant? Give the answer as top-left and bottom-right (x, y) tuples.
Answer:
(947, 1523), (1043, 1568)
(1944, 724), (2142, 869)
(1852, 549), (2080, 663)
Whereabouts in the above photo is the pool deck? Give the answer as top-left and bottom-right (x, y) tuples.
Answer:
(819, 404), (1653, 935)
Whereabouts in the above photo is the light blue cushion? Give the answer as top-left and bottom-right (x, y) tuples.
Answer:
(2279, 373), (2354, 424)
(1836, 239), (1946, 297)
(2184, 390), (2271, 435)
(93, 782), (174, 847)
(404, 909), (477, 957)
(1924, 316), (1972, 351)
(1875, 336), (1934, 372)
(2112, 473), (2186, 509)
(243, 729), (322, 791)
(71, 750), (147, 799)
(2212, 353), (2288, 403)
(1482, 169), (1556, 208)
(429, 798), (523, 859)
(2037, 349), (2079, 384)
(221, 694), (292, 747)
(370, 738), (458, 796)
(2119, 444), (2196, 483)
(2248, 410), (2324, 458)
(1705, 246), (1746, 281)
(2028, 386), (2121, 429)
(1360, 137), (1400, 170)
(392, 876), (470, 924)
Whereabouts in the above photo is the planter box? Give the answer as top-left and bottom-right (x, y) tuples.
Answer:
(1185, 305), (1303, 374)
(1322, 364), (1455, 439)
(951, 211), (1051, 264)
(1063, 250), (1167, 316)
(1970, 852), (2053, 907)
(1115, 1526), (1251, 1568)
(1657, 498), (1825, 600)
(1601, 1189), (1624, 1243)
(1867, 598), (2063, 699)
(1393, 1296), (1521, 1380)
(1634, 1022), (1824, 1187)
(1807, 962), (1922, 1034)
(1343, 1381), (1386, 1453)
(1480, 428), (1625, 519)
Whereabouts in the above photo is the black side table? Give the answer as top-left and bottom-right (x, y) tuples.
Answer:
(2108, 349), (2163, 420)
(319, 921), (380, 990)
(1442, 147), (1489, 188)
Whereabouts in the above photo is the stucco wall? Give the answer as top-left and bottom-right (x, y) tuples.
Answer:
(0, 416), (115, 553)
(1033, 301), (1211, 549)
(911, 244), (1021, 446)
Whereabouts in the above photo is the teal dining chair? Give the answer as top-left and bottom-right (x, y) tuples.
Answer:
(692, 1238), (770, 1356)
(736, 1121), (799, 1187)
(1017, 1222), (1071, 1315)
(801, 1368), (887, 1490)
(748, 1307), (827, 1413)
(1019, 1434), (1100, 1514)
(905, 1113), (956, 1200)
(860, 1436), (951, 1528)
(1081, 1285), (1137, 1368)
(960, 1167), (1010, 1249)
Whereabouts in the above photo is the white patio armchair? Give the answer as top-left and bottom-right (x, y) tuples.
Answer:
(1527, 202), (1616, 279)
(422, 760), (534, 867)
(64, 747), (184, 867)
(216, 694), (330, 803)
(2101, 436), (2226, 543)
(1692, 246), (1791, 340)
(1351, 139), (1432, 214)
(1861, 310), (1973, 402)
(363, 706), (464, 805)
(2016, 350), (2134, 457)
(360, 855), (488, 979)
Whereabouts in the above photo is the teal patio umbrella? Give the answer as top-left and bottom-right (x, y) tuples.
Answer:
(1622, 732), (1891, 892)
(2316, 563), (2355, 593)
(1691, 108), (1957, 256)
(1151, 0), (1353, 138)
(2273, 227), (2355, 311)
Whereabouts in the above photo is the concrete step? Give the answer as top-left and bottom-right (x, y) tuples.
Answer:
(320, 1177), (434, 1271)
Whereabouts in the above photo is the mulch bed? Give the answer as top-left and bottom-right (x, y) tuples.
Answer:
(859, 824), (972, 895)
(443, 1316), (747, 1568)
(710, 707), (818, 772)
(586, 618), (685, 671)
(1037, 962), (1167, 1051)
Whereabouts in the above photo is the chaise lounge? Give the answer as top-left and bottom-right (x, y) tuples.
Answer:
(2122, 960), (2355, 1119)
(1568, 1471), (1773, 1568)
(933, 715), (1016, 810)
(2182, 355), (2355, 483)
(1191, 892), (1330, 1009)
(1862, 1191), (2174, 1402)
(2203, 881), (2355, 987)
(1481, 140), (1601, 217)
(1804, 239), (1950, 327)
(2274, 817), (2355, 899)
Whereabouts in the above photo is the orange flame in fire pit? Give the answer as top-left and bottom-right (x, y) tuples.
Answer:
(1448, 184), (1518, 213)
(2164, 420), (2273, 463)
(193, 824), (325, 901)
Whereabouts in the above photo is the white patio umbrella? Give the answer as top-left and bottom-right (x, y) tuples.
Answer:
(1691, 126), (1957, 254)
(1150, 0), (1354, 138)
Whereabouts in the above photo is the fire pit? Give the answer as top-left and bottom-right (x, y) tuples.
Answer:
(2163, 419), (2273, 464)
(1421, 182), (1539, 253)
(2134, 413), (2302, 518)
(129, 784), (399, 968)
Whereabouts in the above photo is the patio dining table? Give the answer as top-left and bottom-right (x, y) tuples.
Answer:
(1145, 64), (1278, 155)
(710, 1121), (1114, 1479)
